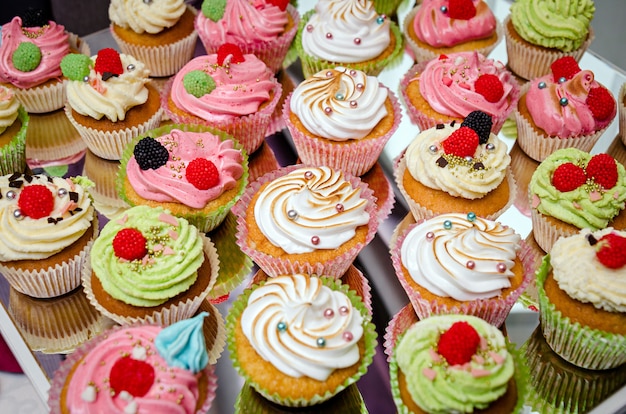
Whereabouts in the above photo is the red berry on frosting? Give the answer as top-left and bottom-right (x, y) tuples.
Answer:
(267, 0), (289, 11)
(586, 86), (615, 121)
(550, 56), (581, 82)
(447, 0), (477, 20)
(475, 74), (504, 103)
(109, 357), (155, 398)
(586, 153), (618, 189)
(551, 162), (587, 192)
(112, 228), (147, 261)
(17, 184), (54, 219)
(186, 158), (220, 190)
(442, 126), (479, 158)
(217, 43), (245, 66)
(94, 48), (123, 77)
(438, 54), (449, 60)
(596, 233), (626, 269)
(437, 321), (480, 366)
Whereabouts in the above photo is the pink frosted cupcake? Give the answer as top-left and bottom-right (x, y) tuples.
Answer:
(390, 212), (534, 327)
(284, 66), (401, 177)
(232, 165), (379, 278)
(195, 0), (299, 74)
(161, 43), (282, 155)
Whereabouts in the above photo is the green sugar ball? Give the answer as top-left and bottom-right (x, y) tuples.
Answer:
(183, 70), (216, 98)
(60, 54), (93, 81)
(201, 0), (227, 22)
(12, 42), (42, 72)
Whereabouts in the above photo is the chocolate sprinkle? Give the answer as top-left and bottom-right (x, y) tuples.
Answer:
(102, 72), (117, 81)
(69, 191), (79, 202)
(436, 124), (445, 129)
(9, 180), (23, 189)
(587, 234), (597, 245)
(436, 156), (448, 167)
(450, 120), (456, 127)
(9, 173), (21, 181)
(23, 174), (33, 183)
(47, 217), (63, 224)
(473, 162), (485, 170)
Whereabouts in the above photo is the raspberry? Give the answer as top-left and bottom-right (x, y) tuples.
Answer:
(442, 126), (479, 158)
(217, 43), (245, 66)
(109, 357), (155, 398)
(94, 48), (123, 77)
(112, 228), (147, 261)
(586, 87), (615, 121)
(17, 184), (54, 219)
(586, 153), (618, 189)
(133, 137), (169, 170)
(550, 56), (581, 82)
(475, 74), (504, 103)
(596, 233), (626, 269)
(437, 321), (481, 366)
(186, 158), (220, 190)
(438, 54), (449, 60)
(267, 0), (289, 11)
(551, 162), (586, 192)
(447, 0), (476, 20)
(461, 110), (493, 144)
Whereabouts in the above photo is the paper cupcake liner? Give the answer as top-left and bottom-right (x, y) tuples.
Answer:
(82, 234), (220, 326)
(0, 216), (98, 298)
(536, 256), (626, 370)
(226, 276), (378, 407)
(394, 154), (517, 222)
(0, 106), (28, 175)
(231, 164), (380, 278)
(607, 134), (626, 168)
(530, 209), (573, 254)
(390, 218), (534, 327)
(26, 109), (87, 164)
(247, 141), (281, 184)
(196, 5), (300, 74)
(161, 76), (282, 155)
(373, 0), (405, 17)
(403, 6), (504, 64)
(516, 233), (544, 312)
(283, 87), (402, 177)
(296, 10), (404, 78)
(360, 162), (395, 225)
(509, 142), (540, 217)
(504, 16), (595, 81)
(196, 299), (227, 365)
(82, 150), (129, 220)
(266, 70), (295, 137)
(116, 123), (249, 233)
(110, 6), (199, 77)
(47, 321), (218, 414)
(619, 83), (626, 145)
(383, 303), (418, 362)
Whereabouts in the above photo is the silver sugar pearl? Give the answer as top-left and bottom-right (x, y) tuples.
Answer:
(83, 75), (89, 82)
(6, 190), (16, 200)
(127, 63), (135, 72)
(486, 143), (495, 151)
(57, 188), (68, 197)
(13, 209), (23, 220)
(287, 209), (298, 220)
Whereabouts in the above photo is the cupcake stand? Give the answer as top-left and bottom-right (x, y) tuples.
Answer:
(1, 0), (626, 413)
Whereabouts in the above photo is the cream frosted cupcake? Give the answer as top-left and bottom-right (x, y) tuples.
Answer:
(284, 66), (401, 177)
(0, 86), (28, 175)
(0, 173), (98, 298)
(536, 227), (626, 370)
(227, 274), (377, 407)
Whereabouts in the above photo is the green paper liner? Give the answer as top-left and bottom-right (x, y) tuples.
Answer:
(372, 0), (405, 17)
(116, 123), (249, 233)
(0, 106), (28, 175)
(536, 255), (626, 370)
(226, 276), (378, 407)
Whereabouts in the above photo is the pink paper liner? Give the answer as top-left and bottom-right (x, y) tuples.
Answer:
(195, 5), (300, 74)
(47, 322), (218, 414)
(283, 87), (402, 177)
(266, 70), (296, 137)
(509, 142), (539, 217)
(399, 59), (520, 135)
(504, 16), (595, 81)
(383, 303), (418, 362)
(231, 164), (380, 278)
(619, 83), (626, 145)
(160, 76), (282, 156)
(389, 217), (535, 327)
(361, 162), (395, 225)
(247, 141), (281, 184)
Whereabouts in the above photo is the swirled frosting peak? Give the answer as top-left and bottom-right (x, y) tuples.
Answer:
(400, 213), (521, 301)
(241, 274), (364, 381)
(109, 0), (186, 34)
(155, 312), (209, 374)
(289, 66), (389, 140)
(253, 166), (370, 254)
(301, 0), (392, 63)
(0, 86), (19, 134)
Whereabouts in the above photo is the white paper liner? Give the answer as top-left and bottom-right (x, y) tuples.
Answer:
(25, 109), (87, 163)
(530, 209), (572, 254)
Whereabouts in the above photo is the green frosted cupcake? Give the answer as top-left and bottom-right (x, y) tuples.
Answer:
(0, 86), (28, 175)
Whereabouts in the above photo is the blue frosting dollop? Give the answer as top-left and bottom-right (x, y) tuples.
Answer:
(155, 312), (209, 374)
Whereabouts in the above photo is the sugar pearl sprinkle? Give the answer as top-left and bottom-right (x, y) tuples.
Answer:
(324, 308), (335, 318)
(311, 236), (320, 245)
(277, 321), (287, 332)
(538, 81), (547, 89)
(316, 337), (327, 347)
(335, 203), (344, 212)
(496, 263), (507, 273)
(339, 305), (349, 315)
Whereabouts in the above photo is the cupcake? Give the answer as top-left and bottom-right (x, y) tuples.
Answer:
(284, 66), (402, 177)
(0, 11), (90, 113)
(61, 48), (164, 160)
(504, 0), (595, 81)
(296, 0), (404, 78)
(387, 311), (528, 414)
(390, 212), (533, 327)
(109, 0), (198, 77)
(161, 43), (282, 155)
(400, 51), (520, 134)
(117, 123), (248, 233)
(82, 205), (220, 325)
(226, 274), (377, 407)
(403, 0), (502, 63)
(394, 111), (516, 221)
(0, 86), (29, 176)
(0, 173), (98, 298)
(48, 312), (219, 414)
(515, 57), (617, 162)
(232, 165), (379, 278)
(529, 148), (626, 253)
(536, 227), (626, 370)
(82, 150), (129, 221)
(195, 0), (300, 74)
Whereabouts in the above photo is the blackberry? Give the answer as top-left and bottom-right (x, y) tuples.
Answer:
(461, 111), (493, 144)
(133, 137), (169, 170)
(21, 8), (50, 28)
